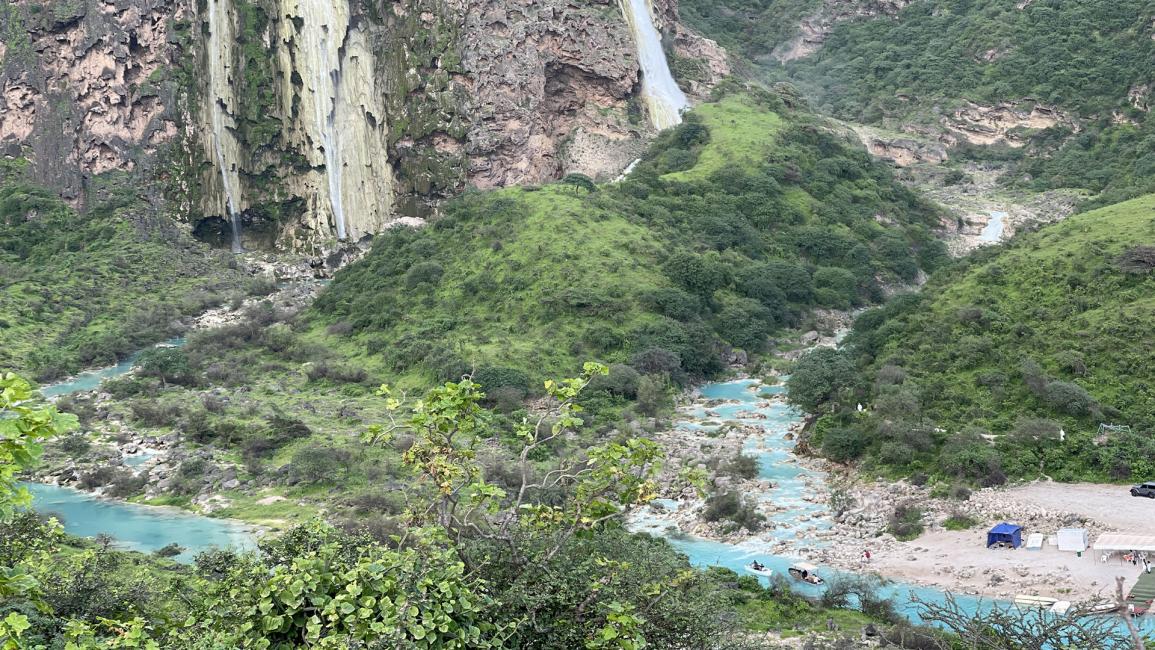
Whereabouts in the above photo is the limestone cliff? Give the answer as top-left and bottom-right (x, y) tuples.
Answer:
(1, 0), (728, 249)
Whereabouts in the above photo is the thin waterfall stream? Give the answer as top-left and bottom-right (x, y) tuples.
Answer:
(620, 0), (689, 130)
(301, 0), (348, 241)
(206, 0), (244, 252)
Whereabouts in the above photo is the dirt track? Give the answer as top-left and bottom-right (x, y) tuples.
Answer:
(1006, 482), (1155, 533)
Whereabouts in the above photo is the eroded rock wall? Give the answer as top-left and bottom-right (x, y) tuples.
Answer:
(0, 0), (185, 207)
(2, 0), (727, 248)
(771, 0), (913, 63)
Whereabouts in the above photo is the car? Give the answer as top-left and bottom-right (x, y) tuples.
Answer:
(1130, 482), (1155, 498)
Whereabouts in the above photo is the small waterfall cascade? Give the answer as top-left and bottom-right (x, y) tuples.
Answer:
(299, 0), (348, 240)
(620, 0), (689, 130)
(206, 0), (244, 252)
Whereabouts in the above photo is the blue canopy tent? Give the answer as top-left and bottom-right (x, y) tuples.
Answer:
(987, 522), (1023, 549)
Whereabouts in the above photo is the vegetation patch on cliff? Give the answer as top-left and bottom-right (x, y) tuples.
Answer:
(802, 194), (1155, 483)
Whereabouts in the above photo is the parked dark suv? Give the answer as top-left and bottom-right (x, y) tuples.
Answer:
(1131, 482), (1155, 498)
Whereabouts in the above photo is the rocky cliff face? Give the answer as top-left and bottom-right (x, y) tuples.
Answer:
(1, 0), (727, 249)
(0, 0), (184, 209)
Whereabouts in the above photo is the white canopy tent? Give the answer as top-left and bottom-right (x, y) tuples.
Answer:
(1092, 533), (1155, 552)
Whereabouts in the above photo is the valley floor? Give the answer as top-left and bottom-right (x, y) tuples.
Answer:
(642, 365), (1153, 607)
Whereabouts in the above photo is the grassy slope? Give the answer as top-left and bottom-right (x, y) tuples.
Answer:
(311, 93), (946, 387)
(0, 181), (253, 380)
(664, 98), (783, 181)
(835, 194), (1155, 480)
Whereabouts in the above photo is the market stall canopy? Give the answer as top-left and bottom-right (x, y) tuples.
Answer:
(1092, 533), (1155, 552)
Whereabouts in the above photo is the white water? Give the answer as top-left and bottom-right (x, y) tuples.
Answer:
(620, 0), (689, 130)
(300, 0), (348, 240)
(206, 0), (243, 252)
(980, 210), (1008, 243)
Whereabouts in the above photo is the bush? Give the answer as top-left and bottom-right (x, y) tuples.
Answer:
(105, 472), (147, 498)
(57, 435), (91, 457)
(629, 348), (682, 377)
(641, 288), (702, 322)
(721, 454), (759, 480)
(635, 375), (669, 417)
(889, 502), (924, 541)
(821, 427), (868, 463)
(716, 299), (776, 351)
(305, 362), (369, 384)
(488, 385), (527, 413)
(588, 364), (640, 399)
(154, 543), (185, 558)
(1044, 380), (1097, 416)
(289, 445), (351, 484)
(472, 366), (531, 394)
(702, 491), (763, 532)
(129, 400), (186, 428)
(664, 251), (727, 296)
(942, 513), (978, 531)
(786, 348), (856, 412)
(135, 347), (193, 386)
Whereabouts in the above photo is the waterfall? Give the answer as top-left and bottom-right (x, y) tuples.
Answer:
(620, 0), (689, 130)
(299, 0), (348, 240)
(206, 0), (243, 252)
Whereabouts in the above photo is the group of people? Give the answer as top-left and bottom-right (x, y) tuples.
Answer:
(1120, 550), (1152, 573)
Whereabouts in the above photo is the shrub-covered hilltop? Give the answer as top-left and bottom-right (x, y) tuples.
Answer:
(800, 194), (1155, 484)
(0, 166), (259, 381)
(313, 91), (947, 392)
(682, 0), (1155, 209)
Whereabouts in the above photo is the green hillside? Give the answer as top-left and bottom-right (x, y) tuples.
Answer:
(809, 194), (1155, 482)
(683, 0), (1155, 208)
(311, 92), (947, 388)
(0, 176), (255, 381)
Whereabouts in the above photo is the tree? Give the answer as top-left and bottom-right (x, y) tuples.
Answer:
(561, 173), (597, 194)
(178, 521), (506, 649)
(1007, 417), (1063, 477)
(786, 348), (857, 413)
(913, 592), (1139, 649)
(0, 372), (77, 647)
(134, 348), (191, 388)
(363, 364), (707, 648)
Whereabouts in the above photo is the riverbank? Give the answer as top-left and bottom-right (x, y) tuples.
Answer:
(639, 371), (1150, 607)
(25, 251), (340, 526)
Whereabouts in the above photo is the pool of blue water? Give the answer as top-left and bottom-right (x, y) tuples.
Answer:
(122, 452), (157, 468)
(39, 337), (186, 399)
(25, 483), (255, 562)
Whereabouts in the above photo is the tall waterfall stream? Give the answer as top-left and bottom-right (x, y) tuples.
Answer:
(620, 0), (689, 130)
